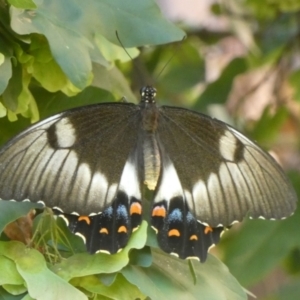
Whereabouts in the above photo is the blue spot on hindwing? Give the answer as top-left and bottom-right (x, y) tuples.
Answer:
(117, 204), (128, 219)
(103, 206), (113, 218)
(168, 208), (182, 222)
(186, 211), (195, 223)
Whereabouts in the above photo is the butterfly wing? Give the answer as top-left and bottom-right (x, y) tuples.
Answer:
(156, 106), (296, 225)
(0, 103), (143, 253)
(150, 105), (297, 261)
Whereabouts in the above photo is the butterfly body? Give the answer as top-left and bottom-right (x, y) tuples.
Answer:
(0, 86), (297, 261)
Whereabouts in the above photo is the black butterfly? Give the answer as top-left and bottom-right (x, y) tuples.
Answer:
(0, 86), (297, 262)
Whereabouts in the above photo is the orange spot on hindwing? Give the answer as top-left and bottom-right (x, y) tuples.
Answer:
(152, 206), (166, 218)
(190, 234), (198, 241)
(168, 229), (180, 237)
(204, 226), (213, 234)
(78, 216), (91, 225)
(100, 228), (109, 234)
(130, 202), (142, 215)
(118, 225), (127, 233)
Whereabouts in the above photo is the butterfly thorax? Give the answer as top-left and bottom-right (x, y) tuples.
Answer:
(139, 86), (161, 190)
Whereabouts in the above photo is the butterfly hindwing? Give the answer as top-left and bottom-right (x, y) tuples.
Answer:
(151, 197), (223, 261)
(54, 192), (142, 254)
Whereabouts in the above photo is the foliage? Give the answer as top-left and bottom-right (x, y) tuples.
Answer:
(0, 201), (246, 300)
(0, 0), (300, 299)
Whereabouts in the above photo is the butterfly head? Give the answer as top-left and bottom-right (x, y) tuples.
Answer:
(140, 86), (157, 104)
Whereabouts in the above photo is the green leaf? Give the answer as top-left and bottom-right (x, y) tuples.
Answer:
(92, 63), (137, 103)
(31, 86), (115, 119)
(0, 201), (43, 235)
(2, 284), (27, 296)
(0, 53), (4, 65)
(16, 70), (39, 123)
(0, 37), (13, 95)
(0, 112), (31, 146)
(28, 35), (70, 93)
(249, 105), (289, 146)
(146, 221), (159, 249)
(0, 255), (24, 285)
(0, 242), (87, 300)
(122, 249), (247, 300)
(32, 213), (86, 255)
(0, 286), (26, 299)
(0, 56), (12, 96)
(22, 294), (34, 300)
(0, 101), (7, 117)
(128, 246), (152, 267)
(10, 0), (184, 89)
(7, 0), (36, 9)
(223, 204), (300, 286)
(72, 273), (146, 300)
(51, 221), (148, 280)
(10, 9), (93, 90)
(94, 34), (139, 63)
(222, 172), (300, 286)
(2, 63), (23, 112)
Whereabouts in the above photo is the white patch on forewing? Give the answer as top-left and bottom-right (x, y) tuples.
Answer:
(226, 162), (250, 203)
(106, 184), (118, 211)
(184, 190), (193, 211)
(154, 160), (183, 204)
(218, 163), (237, 199)
(119, 159), (141, 199)
(55, 117), (76, 148)
(27, 146), (56, 195)
(207, 173), (223, 223)
(193, 179), (210, 218)
(51, 150), (79, 201)
(88, 172), (109, 206)
(219, 130), (237, 161)
(38, 149), (71, 197)
(207, 173), (222, 201)
(70, 162), (92, 203)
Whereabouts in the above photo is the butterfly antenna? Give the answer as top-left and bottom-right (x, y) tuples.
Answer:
(115, 31), (133, 61)
(115, 31), (152, 89)
(155, 35), (186, 82)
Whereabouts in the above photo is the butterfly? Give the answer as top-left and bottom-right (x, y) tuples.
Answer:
(0, 86), (297, 262)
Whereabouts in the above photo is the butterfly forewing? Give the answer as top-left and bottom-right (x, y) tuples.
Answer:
(0, 103), (141, 212)
(156, 105), (297, 227)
